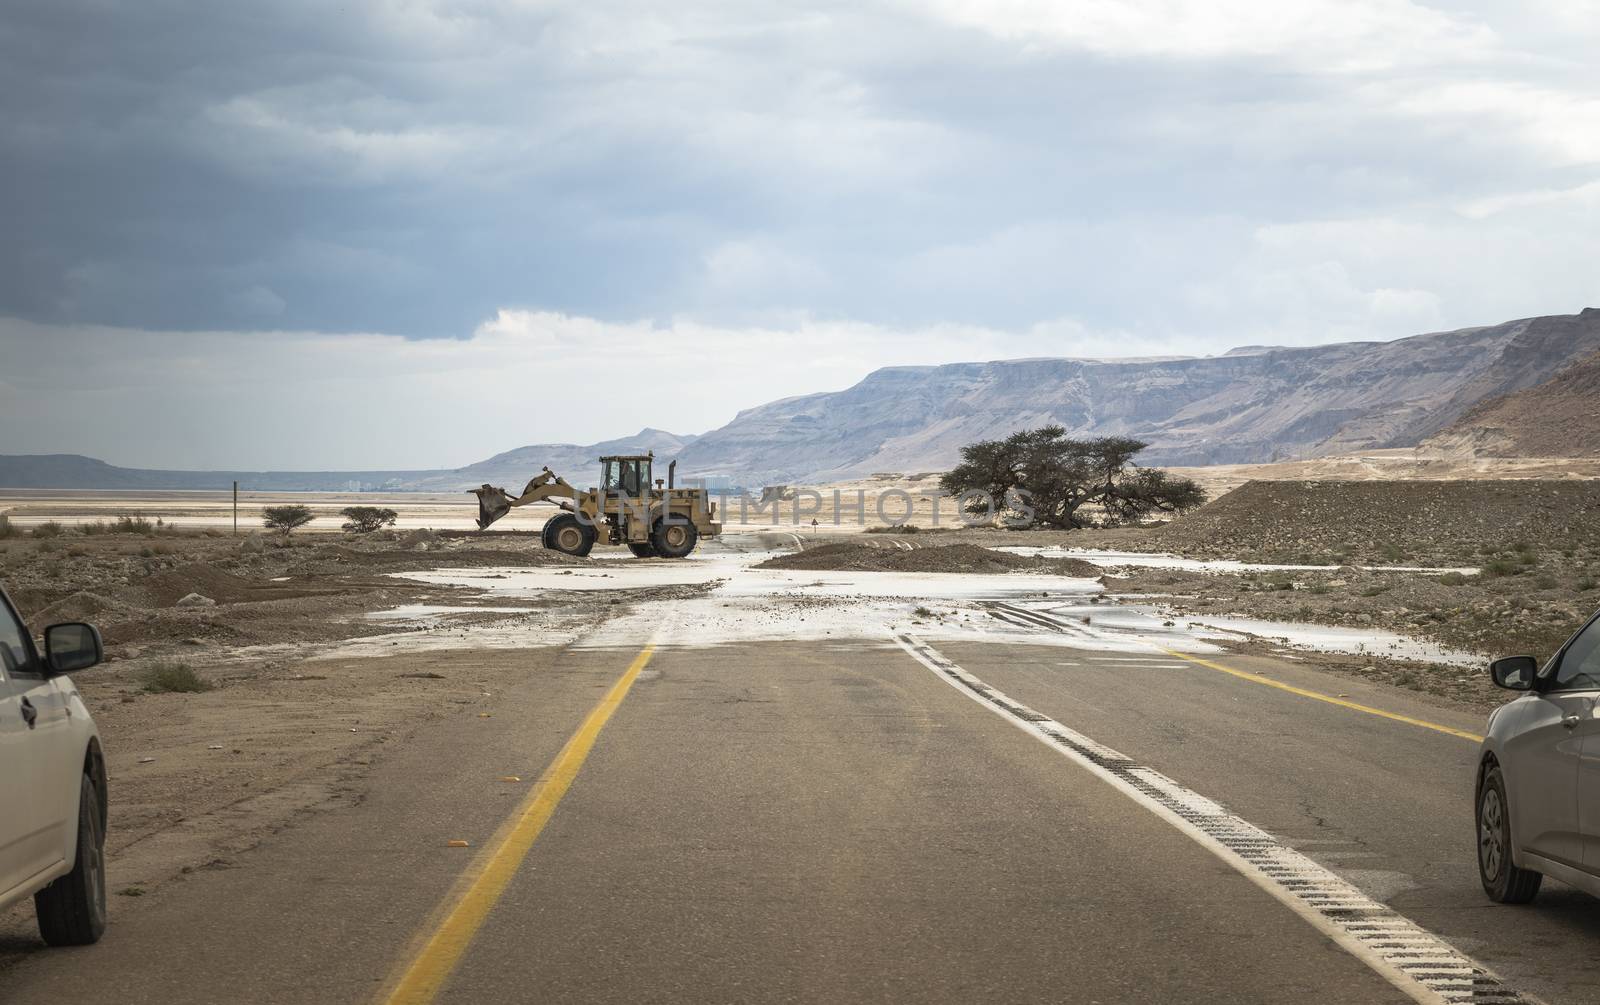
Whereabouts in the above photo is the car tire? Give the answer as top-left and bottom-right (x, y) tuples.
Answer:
(35, 773), (108, 946)
(542, 513), (596, 557)
(1478, 765), (1541, 904)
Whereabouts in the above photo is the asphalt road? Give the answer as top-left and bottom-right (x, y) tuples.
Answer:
(5, 634), (1593, 1004)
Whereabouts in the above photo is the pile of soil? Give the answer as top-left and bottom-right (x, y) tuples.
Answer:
(29, 590), (141, 625)
(0, 529), (593, 651)
(1143, 480), (1600, 566)
(115, 562), (324, 607)
(757, 542), (1101, 577)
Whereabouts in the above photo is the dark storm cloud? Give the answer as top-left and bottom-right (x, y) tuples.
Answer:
(3, 0), (1590, 341)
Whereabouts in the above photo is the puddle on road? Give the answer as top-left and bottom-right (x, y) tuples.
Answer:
(364, 604), (539, 621)
(1013, 597), (1478, 666)
(392, 550), (758, 594)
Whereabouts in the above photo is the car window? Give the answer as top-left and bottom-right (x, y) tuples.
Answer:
(1550, 616), (1600, 692)
(0, 599), (32, 676)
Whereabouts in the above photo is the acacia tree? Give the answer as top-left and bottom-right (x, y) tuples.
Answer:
(939, 426), (1205, 529)
(261, 504), (314, 534)
(340, 506), (399, 534)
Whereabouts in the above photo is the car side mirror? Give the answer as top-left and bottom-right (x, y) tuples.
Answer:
(44, 622), (103, 675)
(1489, 655), (1538, 691)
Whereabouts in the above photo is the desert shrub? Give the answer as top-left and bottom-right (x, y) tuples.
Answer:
(1359, 585), (1390, 597)
(1377, 542), (1407, 563)
(867, 523), (920, 534)
(142, 662), (212, 694)
(78, 519), (108, 536)
(262, 504), (315, 534)
(0, 515), (16, 539)
(1482, 558), (1524, 578)
(1579, 577), (1598, 593)
(340, 506), (399, 534)
(31, 520), (64, 538)
(1437, 571), (1469, 587)
(112, 514), (154, 535)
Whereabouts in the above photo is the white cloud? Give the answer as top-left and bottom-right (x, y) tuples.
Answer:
(915, 0), (1494, 70)
(6, 305), (1304, 469)
(1456, 178), (1600, 219)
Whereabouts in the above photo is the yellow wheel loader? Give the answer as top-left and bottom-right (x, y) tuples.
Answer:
(471, 454), (720, 559)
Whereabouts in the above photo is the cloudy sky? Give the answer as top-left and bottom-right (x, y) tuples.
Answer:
(2, 0), (1597, 469)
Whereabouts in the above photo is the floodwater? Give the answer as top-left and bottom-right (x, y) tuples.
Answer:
(336, 545), (1478, 665)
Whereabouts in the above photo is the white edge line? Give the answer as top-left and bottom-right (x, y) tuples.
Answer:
(892, 632), (1473, 1005)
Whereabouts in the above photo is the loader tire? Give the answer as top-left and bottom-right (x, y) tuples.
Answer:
(651, 515), (698, 559)
(627, 542), (658, 558)
(543, 513), (596, 557)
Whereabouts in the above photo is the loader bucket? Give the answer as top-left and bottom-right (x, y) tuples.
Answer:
(472, 485), (512, 530)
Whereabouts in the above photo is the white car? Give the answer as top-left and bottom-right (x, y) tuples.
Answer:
(0, 583), (109, 945)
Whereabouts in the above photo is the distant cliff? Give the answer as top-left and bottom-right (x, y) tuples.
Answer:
(671, 308), (1600, 482)
(1426, 341), (1600, 458)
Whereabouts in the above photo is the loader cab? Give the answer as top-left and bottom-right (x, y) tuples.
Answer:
(600, 455), (653, 497)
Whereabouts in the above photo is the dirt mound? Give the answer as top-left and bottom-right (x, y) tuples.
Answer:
(30, 591), (141, 624)
(757, 542), (1101, 577)
(315, 545), (582, 570)
(1150, 480), (1600, 564)
(1428, 348), (1600, 457)
(117, 563), (304, 607)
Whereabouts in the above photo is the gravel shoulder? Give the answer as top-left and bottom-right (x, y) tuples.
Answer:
(0, 526), (661, 959)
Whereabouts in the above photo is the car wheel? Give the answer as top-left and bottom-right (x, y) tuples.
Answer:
(35, 773), (108, 945)
(1478, 765), (1541, 904)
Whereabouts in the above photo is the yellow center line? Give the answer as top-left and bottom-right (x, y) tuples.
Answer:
(378, 646), (654, 1005)
(1161, 648), (1484, 743)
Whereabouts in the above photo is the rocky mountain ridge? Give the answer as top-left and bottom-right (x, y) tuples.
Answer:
(4, 309), (1598, 490)
(1426, 346), (1600, 458)
(671, 308), (1600, 482)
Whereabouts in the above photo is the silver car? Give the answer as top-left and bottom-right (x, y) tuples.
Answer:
(1477, 612), (1600, 903)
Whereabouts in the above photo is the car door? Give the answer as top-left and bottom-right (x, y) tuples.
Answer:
(1506, 616), (1600, 869)
(3, 594), (81, 851)
(1569, 617), (1600, 869)
(0, 596), (52, 897)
